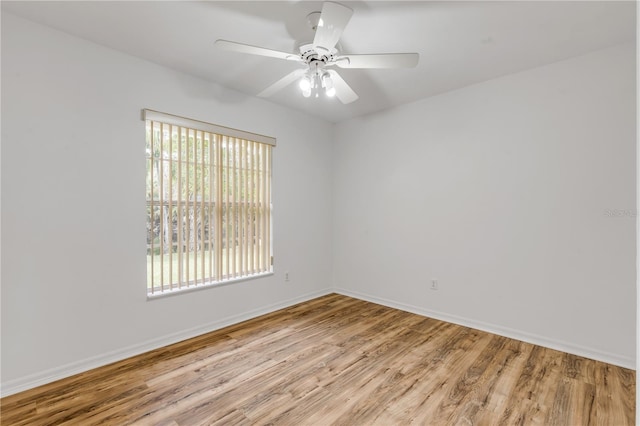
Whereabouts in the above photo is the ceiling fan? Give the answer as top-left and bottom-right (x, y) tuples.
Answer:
(215, 2), (419, 104)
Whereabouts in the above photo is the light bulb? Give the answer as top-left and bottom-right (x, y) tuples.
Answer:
(302, 87), (311, 98)
(321, 73), (333, 89)
(299, 75), (311, 91)
(321, 73), (335, 97)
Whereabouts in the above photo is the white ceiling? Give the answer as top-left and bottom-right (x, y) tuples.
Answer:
(2, 1), (635, 123)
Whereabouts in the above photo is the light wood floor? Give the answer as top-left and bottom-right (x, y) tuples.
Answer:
(1, 294), (635, 425)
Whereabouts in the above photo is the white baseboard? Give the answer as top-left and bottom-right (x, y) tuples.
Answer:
(1, 288), (332, 397)
(335, 288), (635, 370)
(3, 286), (633, 397)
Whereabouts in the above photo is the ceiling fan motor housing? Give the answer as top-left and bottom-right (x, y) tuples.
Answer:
(299, 43), (337, 66)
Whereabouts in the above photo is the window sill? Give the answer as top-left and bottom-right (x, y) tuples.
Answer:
(146, 271), (274, 300)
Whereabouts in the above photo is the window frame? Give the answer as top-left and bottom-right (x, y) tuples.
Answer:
(143, 109), (275, 298)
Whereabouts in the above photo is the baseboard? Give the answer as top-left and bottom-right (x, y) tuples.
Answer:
(1, 288), (333, 397)
(334, 288), (635, 370)
(3, 286), (632, 397)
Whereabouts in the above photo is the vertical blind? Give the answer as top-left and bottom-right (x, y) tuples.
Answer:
(144, 110), (275, 296)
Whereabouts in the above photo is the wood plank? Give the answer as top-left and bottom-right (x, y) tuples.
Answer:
(594, 362), (635, 426)
(0, 294), (634, 425)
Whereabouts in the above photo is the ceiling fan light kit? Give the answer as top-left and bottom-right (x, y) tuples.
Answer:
(299, 59), (336, 98)
(215, 1), (419, 104)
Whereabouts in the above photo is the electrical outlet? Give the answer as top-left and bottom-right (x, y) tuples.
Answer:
(285, 271), (290, 282)
(431, 279), (438, 290)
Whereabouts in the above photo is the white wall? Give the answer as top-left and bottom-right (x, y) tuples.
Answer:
(2, 12), (636, 397)
(1, 13), (333, 394)
(333, 43), (636, 368)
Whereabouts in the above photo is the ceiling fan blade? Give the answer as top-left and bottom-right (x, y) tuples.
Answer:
(328, 70), (358, 104)
(313, 2), (353, 54)
(215, 39), (302, 62)
(336, 53), (419, 69)
(258, 69), (307, 98)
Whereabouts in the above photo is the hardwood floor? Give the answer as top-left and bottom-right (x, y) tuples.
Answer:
(1, 294), (635, 425)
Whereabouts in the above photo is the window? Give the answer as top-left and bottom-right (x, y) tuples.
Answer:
(144, 109), (274, 296)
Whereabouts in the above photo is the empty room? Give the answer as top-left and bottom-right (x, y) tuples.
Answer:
(1, 1), (636, 425)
